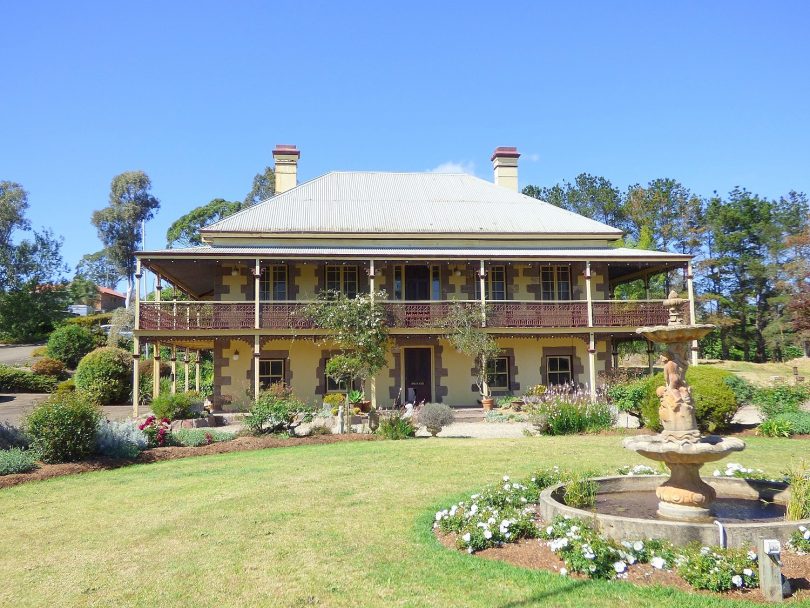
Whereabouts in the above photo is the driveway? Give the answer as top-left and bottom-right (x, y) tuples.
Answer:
(0, 394), (138, 427)
(0, 344), (41, 367)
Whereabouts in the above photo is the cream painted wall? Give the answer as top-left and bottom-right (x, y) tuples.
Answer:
(218, 265), (249, 301)
(219, 338), (252, 405)
(296, 263), (318, 299)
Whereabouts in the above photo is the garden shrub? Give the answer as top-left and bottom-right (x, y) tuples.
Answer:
(606, 378), (648, 420)
(753, 383), (810, 419)
(772, 411), (810, 435)
(46, 324), (96, 368)
(74, 347), (131, 404)
(56, 378), (75, 393)
(711, 462), (769, 480)
(246, 389), (312, 434)
(0, 421), (30, 450)
(563, 472), (598, 508)
(26, 393), (101, 463)
(323, 392), (345, 414)
(788, 525), (810, 553)
(138, 416), (174, 447)
(757, 417), (794, 438)
(0, 448), (39, 476)
(30, 356), (66, 378)
(417, 402), (454, 435)
(723, 375), (755, 405)
(377, 413), (415, 439)
(785, 461), (810, 521)
(532, 395), (614, 435)
(0, 365), (58, 393)
(31, 346), (48, 358)
(150, 392), (199, 421)
(95, 419), (148, 459)
(173, 429), (234, 447)
(676, 545), (759, 591)
(616, 463), (659, 476)
(641, 367), (738, 432)
(64, 312), (113, 328)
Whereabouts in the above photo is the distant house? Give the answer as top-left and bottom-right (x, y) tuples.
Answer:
(97, 287), (126, 312)
(135, 145), (695, 407)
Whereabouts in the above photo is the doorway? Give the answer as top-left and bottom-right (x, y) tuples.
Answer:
(403, 347), (433, 403)
(404, 265), (431, 300)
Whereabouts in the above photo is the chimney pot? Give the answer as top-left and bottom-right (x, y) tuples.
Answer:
(273, 144), (300, 194)
(491, 146), (520, 191)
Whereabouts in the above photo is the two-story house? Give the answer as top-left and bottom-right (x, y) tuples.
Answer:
(133, 145), (694, 412)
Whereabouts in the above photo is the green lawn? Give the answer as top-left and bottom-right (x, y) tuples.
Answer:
(0, 436), (807, 608)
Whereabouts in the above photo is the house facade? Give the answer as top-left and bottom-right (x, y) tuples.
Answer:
(133, 145), (694, 412)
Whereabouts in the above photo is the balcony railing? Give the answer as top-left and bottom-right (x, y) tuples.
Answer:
(138, 299), (689, 331)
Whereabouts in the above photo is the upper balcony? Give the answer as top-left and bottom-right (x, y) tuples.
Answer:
(138, 299), (688, 332)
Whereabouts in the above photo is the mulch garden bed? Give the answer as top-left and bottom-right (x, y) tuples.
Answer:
(0, 433), (378, 490)
(436, 530), (810, 603)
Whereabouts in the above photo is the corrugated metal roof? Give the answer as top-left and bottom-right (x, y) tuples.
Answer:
(139, 245), (689, 261)
(201, 172), (624, 236)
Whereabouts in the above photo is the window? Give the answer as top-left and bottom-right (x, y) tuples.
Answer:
(259, 359), (285, 389)
(260, 265), (288, 301)
(394, 265), (403, 300)
(431, 265), (441, 300)
(486, 356), (510, 390)
(546, 356), (572, 386)
(474, 265), (507, 300)
(541, 266), (571, 301)
(324, 357), (360, 393)
(326, 265), (358, 298)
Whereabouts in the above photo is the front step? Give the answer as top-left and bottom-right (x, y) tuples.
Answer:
(452, 407), (485, 423)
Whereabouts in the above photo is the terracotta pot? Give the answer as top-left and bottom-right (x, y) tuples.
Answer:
(482, 397), (495, 411)
(358, 400), (372, 413)
(427, 425), (441, 437)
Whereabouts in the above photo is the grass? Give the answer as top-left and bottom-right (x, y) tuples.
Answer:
(709, 356), (810, 386)
(0, 436), (806, 607)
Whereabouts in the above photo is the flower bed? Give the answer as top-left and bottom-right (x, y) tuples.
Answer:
(432, 470), (810, 601)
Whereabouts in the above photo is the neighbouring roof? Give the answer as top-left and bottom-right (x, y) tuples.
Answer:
(97, 287), (125, 298)
(200, 172), (624, 237)
(138, 245), (689, 261)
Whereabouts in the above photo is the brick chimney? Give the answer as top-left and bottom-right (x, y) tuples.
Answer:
(491, 146), (520, 191)
(273, 144), (300, 194)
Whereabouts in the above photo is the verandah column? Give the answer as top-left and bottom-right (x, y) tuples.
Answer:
(195, 350), (201, 392)
(132, 337), (140, 418)
(368, 259), (377, 409)
(184, 350), (189, 392)
(254, 258), (262, 399)
(686, 261), (698, 365)
(253, 335), (261, 399)
(585, 261), (597, 399)
(153, 341), (161, 398)
(479, 260), (489, 398)
(170, 346), (177, 394)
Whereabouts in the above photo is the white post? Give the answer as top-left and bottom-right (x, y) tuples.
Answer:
(153, 341), (161, 398)
(184, 350), (190, 393)
(170, 346), (177, 394)
(585, 261), (594, 328)
(132, 337), (140, 418)
(254, 258), (261, 329)
(369, 260), (377, 409)
(686, 261), (698, 365)
(479, 260), (486, 326)
(588, 332), (597, 400)
(253, 335), (261, 399)
(134, 259), (141, 330)
(195, 351), (201, 392)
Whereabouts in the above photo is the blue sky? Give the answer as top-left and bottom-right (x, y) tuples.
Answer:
(2, 1), (809, 273)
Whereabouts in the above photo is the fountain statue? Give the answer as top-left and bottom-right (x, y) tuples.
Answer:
(623, 291), (745, 522)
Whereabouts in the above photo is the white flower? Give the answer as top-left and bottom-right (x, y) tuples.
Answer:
(743, 568), (753, 577)
(700, 546), (711, 555)
(435, 511), (445, 521)
(484, 529), (493, 540)
(559, 568), (568, 576)
(731, 575), (743, 587)
(804, 530), (810, 540)
(546, 526), (554, 535)
(503, 475), (510, 482)
(467, 546), (474, 554)
(799, 525), (807, 533)
(633, 541), (644, 552)
(713, 469), (721, 477)
(651, 556), (666, 570)
(449, 505), (457, 517)
(470, 504), (478, 516)
(462, 532), (471, 543)
(747, 550), (757, 561)
(614, 561), (627, 573)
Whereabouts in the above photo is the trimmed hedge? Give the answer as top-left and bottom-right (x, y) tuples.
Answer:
(64, 313), (113, 328)
(47, 324), (96, 368)
(0, 366), (57, 393)
(30, 357), (66, 377)
(641, 366), (739, 433)
(26, 393), (101, 463)
(74, 347), (131, 405)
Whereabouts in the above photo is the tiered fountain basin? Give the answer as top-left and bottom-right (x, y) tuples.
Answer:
(538, 475), (808, 548)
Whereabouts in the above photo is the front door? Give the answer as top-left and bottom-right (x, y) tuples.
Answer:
(404, 265), (431, 300)
(404, 347), (432, 403)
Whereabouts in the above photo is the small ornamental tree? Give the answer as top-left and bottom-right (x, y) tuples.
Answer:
(442, 302), (502, 400)
(303, 290), (389, 432)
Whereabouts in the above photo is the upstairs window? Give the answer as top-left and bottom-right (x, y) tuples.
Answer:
(474, 265), (507, 300)
(326, 265), (358, 298)
(260, 265), (288, 301)
(541, 266), (571, 301)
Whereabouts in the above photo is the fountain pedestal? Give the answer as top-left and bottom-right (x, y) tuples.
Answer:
(623, 291), (746, 522)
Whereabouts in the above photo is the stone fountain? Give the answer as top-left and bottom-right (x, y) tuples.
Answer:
(623, 291), (745, 522)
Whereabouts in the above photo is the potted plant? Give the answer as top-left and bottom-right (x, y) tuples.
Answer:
(441, 302), (502, 412)
(348, 389), (371, 413)
(417, 402), (455, 436)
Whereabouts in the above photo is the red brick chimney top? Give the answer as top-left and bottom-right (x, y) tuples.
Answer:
(491, 146), (520, 161)
(272, 144), (300, 157)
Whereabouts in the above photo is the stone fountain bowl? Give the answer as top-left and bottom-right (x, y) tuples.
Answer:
(636, 324), (715, 343)
(623, 434), (746, 465)
(538, 476), (809, 548)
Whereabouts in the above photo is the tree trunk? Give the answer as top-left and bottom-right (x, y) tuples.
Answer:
(124, 275), (133, 309)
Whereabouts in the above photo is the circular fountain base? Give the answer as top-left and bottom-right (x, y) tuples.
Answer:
(656, 501), (712, 522)
(539, 476), (808, 548)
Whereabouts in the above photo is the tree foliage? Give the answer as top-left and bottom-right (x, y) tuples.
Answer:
(75, 249), (122, 289)
(441, 302), (502, 396)
(91, 171), (160, 307)
(243, 166), (275, 207)
(166, 198), (243, 247)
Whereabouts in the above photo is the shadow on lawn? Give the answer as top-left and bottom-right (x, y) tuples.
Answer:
(497, 579), (588, 607)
